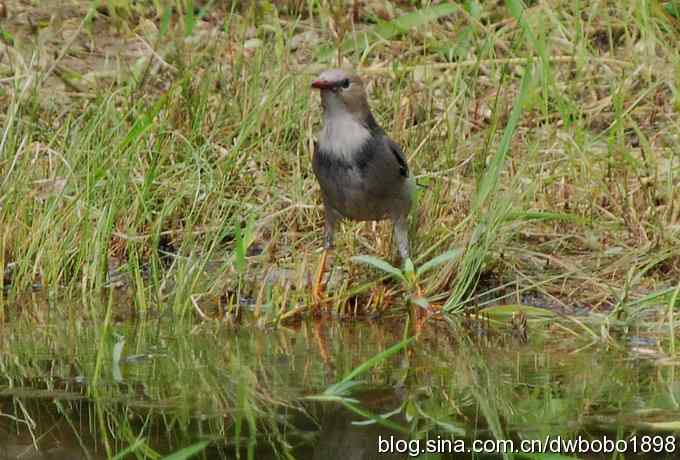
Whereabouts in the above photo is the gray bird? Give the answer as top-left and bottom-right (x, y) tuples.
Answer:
(310, 69), (414, 301)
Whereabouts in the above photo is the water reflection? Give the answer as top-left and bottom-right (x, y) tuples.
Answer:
(1, 312), (679, 459)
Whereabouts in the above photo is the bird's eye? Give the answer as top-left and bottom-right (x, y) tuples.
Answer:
(341, 78), (350, 89)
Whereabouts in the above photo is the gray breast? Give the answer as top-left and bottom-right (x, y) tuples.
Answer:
(312, 135), (412, 222)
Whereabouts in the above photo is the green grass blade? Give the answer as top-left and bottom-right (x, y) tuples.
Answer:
(117, 95), (167, 153)
(478, 304), (556, 319)
(111, 439), (148, 460)
(417, 248), (464, 277)
(504, 211), (588, 224)
(161, 441), (210, 460)
(341, 400), (410, 434)
(445, 64), (533, 313)
(473, 65), (533, 211)
(352, 255), (406, 282)
(324, 337), (413, 396)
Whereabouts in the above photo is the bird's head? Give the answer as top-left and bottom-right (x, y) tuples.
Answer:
(311, 69), (371, 121)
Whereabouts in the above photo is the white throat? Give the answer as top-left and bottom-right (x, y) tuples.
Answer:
(319, 111), (371, 161)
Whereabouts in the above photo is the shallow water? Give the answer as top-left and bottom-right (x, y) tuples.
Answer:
(1, 301), (679, 460)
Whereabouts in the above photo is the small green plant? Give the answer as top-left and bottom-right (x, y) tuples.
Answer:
(352, 250), (463, 309)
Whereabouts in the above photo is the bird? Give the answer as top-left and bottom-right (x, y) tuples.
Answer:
(310, 68), (414, 303)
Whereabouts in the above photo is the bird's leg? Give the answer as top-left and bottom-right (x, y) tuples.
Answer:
(394, 216), (427, 322)
(312, 249), (329, 306)
(393, 216), (410, 262)
(312, 207), (339, 306)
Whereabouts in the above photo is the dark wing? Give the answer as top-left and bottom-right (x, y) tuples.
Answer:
(387, 138), (409, 178)
(312, 140), (321, 175)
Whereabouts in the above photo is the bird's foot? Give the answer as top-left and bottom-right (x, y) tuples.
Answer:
(311, 280), (327, 308)
(414, 278), (424, 299)
(409, 285), (442, 333)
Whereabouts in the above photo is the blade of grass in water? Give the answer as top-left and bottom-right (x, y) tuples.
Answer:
(111, 439), (148, 460)
(161, 441), (210, 460)
(478, 304), (556, 319)
(317, 337), (414, 397)
(340, 400), (410, 434)
(518, 454), (584, 460)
